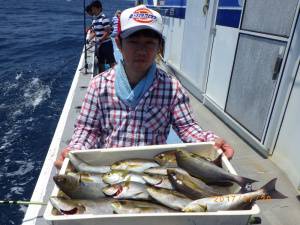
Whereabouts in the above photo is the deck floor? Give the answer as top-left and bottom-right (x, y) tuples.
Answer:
(187, 93), (300, 225)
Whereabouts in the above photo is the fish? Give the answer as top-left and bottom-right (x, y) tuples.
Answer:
(102, 181), (150, 200)
(102, 170), (145, 185)
(146, 186), (192, 210)
(111, 199), (175, 214)
(167, 168), (229, 199)
(111, 158), (159, 173)
(175, 149), (256, 187)
(50, 197), (113, 215)
(53, 174), (106, 199)
(144, 166), (189, 176)
(142, 174), (173, 189)
(154, 150), (178, 167)
(154, 150), (223, 168)
(183, 178), (287, 212)
(68, 152), (111, 173)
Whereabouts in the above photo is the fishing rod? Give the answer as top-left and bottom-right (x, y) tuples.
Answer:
(0, 200), (47, 206)
(83, 0), (88, 74)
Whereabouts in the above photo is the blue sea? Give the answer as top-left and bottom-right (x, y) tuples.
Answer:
(0, 0), (135, 224)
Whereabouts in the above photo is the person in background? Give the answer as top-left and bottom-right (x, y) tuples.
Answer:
(55, 5), (234, 169)
(85, 4), (93, 17)
(111, 10), (121, 37)
(87, 0), (116, 73)
(85, 4), (94, 39)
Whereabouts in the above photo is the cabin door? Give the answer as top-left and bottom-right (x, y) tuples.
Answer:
(207, 0), (299, 152)
(180, 0), (216, 93)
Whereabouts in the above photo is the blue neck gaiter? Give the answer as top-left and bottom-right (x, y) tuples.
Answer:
(115, 61), (156, 108)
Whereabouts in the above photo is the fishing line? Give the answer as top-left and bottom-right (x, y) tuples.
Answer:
(0, 200), (47, 205)
(83, 0), (88, 73)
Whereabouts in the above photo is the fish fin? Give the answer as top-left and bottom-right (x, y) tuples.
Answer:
(238, 176), (257, 191)
(125, 176), (131, 182)
(213, 154), (223, 168)
(124, 179), (131, 187)
(182, 204), (207, 212)
(261, 178), (287, 199)
(237, 187), (247, 194)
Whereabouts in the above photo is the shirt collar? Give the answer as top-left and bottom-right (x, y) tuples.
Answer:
(105, 66), (164, 83)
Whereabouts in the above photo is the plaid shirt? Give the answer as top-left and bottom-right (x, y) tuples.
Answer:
(69, 68), (218, 150)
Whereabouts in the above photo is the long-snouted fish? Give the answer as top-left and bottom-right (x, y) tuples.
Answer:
(50, 197), (113, 215)
(102, 181), (150, 200)
(146, 186), (192, 211)
(111, 200), (175, 214)
(102, 170), (145, 185)
(111, 158), (159, 173)
(167, 168), (228, 199)
(176, 149), (256, 188)
(53, 174), (106, 199)
(183, 178), (287, 212)
(68, 152), (111, 173)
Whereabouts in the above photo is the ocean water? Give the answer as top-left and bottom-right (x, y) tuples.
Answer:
(0, 0), (134, 224)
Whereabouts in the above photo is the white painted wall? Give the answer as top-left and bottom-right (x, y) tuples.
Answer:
(206, 26), (239, 109)
(163, 17), (185, 69)
(180, 0), (216, 92)
(272, 61), (300, 190)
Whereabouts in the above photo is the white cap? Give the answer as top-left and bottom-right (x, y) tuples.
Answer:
(119, 5), (163, 38)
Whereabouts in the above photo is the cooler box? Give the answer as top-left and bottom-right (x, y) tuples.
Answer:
(44, 142), (260, 225)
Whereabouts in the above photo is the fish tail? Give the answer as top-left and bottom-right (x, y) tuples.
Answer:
(213, 154), (223, 168)
(261, 178), (287, 199)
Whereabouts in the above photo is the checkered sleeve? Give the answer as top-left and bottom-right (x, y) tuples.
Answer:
(68, 78), (101, 150)
(171, 80), (219, 143)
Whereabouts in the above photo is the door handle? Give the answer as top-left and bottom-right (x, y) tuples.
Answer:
(203, 0), (210, 15)
(272, 46), (285, 80)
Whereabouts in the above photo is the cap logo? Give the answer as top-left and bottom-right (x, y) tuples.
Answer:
(129, 8), (157, 23)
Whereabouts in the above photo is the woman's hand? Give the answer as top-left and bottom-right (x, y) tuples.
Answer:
(214, 138), (234, 160)
(54, 147), (71, 169)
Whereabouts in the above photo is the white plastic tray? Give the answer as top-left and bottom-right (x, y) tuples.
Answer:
(44, 142), (259, 225)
